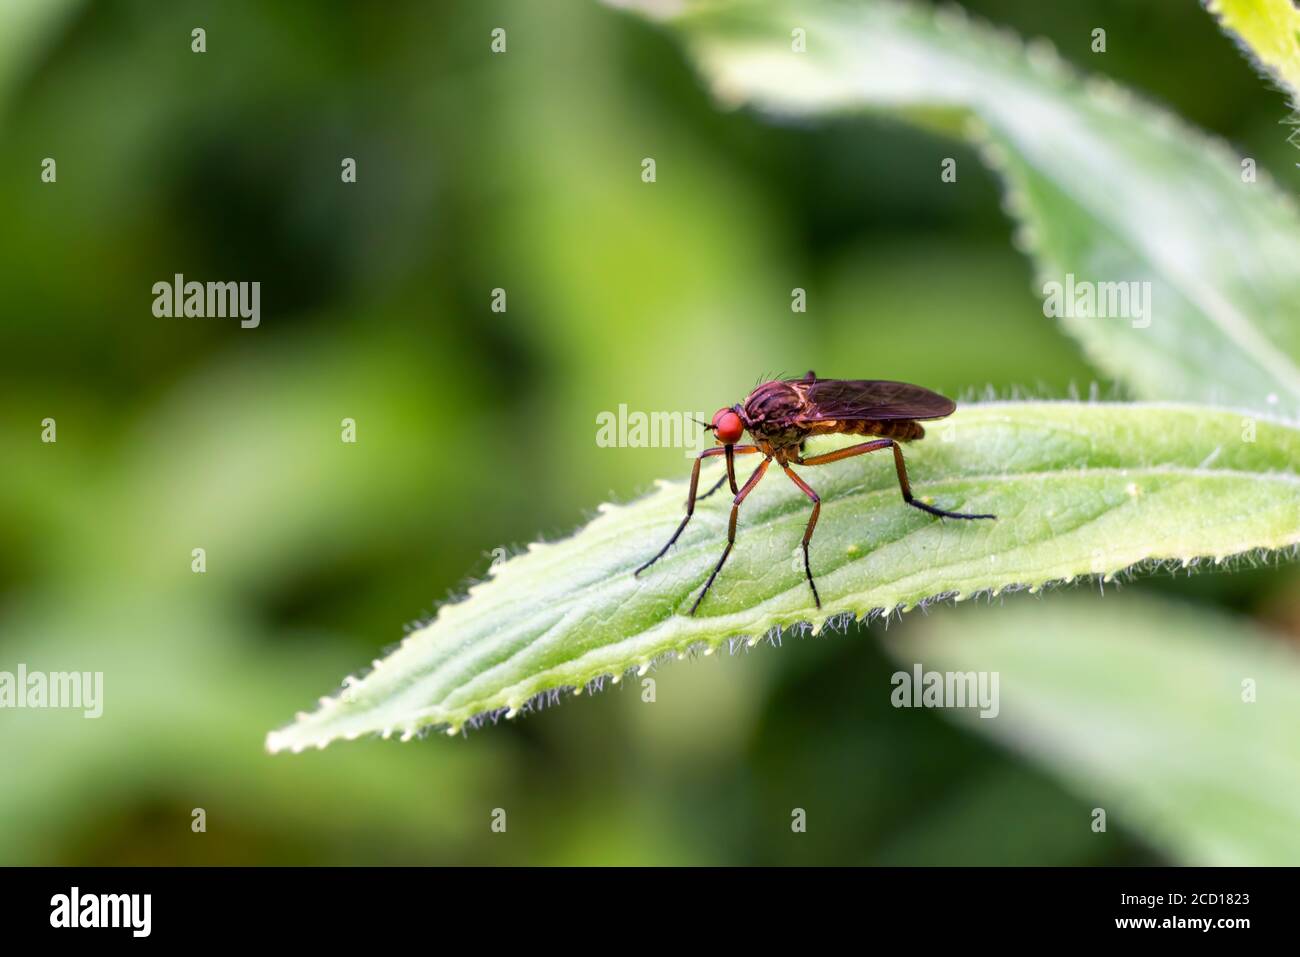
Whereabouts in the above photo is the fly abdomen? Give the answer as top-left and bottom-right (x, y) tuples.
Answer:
(844, 418), (925, 441)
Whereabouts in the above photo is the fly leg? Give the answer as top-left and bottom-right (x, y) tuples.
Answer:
(690, 456), (772, 615)
(781, 464), (822, 609)
(635, 445), (759, 576)
(797, 439), (996, 521)
(696, 472), (729, 502)
(702, 452), (769, 504)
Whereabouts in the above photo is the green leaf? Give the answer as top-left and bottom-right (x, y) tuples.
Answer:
(897, 592), (1300, 865)
(268, 402), (1300, 751)
(0, 0), (79, 116)
(1207, 0), (1300, 108)
(615, 0), (1300, 416)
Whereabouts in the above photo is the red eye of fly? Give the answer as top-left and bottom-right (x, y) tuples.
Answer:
(711, 409), (744, 444)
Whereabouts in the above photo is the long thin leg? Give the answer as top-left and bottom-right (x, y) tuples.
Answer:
(795, 438), (892, 466)
(798, 439), (996, 521)
(781, 464), (822, 609)
(635, 445), (759, 576)
(697, 471), (729, 502)
(700, 451), (766, 502)
(690, 456), (772, 615)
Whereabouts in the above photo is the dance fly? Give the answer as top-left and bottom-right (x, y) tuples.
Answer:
(634, 371), (996, 615)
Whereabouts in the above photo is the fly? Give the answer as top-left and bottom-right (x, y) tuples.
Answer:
(634, 371), (996, 614)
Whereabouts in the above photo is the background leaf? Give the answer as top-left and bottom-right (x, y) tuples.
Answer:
(619, 0), (1300, 416)
(897, 591), (1300, 865)
(1207, 0), (1300, 108)
(0, 0), (79, 115)
(270, 401), (1300, 750)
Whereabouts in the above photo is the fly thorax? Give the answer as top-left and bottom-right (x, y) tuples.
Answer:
(743, 381), (805, 424)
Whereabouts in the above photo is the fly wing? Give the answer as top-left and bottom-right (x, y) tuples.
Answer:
(793, 377), (956, 421)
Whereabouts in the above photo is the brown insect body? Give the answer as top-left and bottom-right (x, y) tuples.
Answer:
(739, 375), (939, 461)
(635, 371), (995, 615)
(807, 417), (926, 442)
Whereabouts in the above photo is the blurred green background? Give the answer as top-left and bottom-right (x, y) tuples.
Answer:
(1, 0), (1297, 865)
